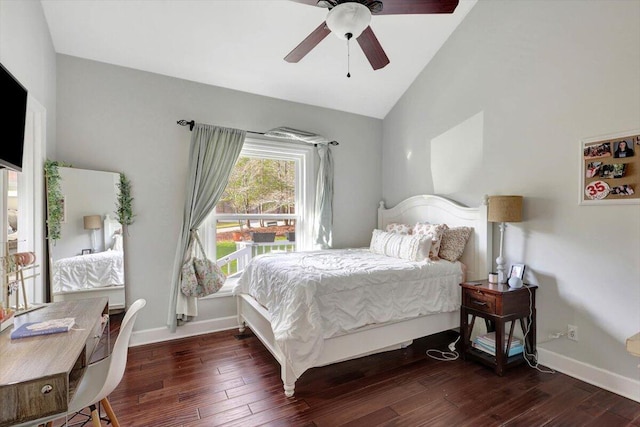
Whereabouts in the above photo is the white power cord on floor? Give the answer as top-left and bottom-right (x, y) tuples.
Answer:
(426, 335), (460, 361)
(521, 286), (555, 374)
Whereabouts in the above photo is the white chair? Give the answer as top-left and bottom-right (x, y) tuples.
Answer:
(45, 299), (146, 427)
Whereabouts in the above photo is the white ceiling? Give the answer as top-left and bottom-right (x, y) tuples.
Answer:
(41, 0), (477, 119)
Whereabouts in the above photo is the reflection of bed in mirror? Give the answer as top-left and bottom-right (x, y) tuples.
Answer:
(48, 166), (126, 311)
(52, 215), (125, 309)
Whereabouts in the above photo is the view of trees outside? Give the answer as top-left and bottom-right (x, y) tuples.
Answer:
(217, 157), (296, 231)
(211, 156), (298, 270)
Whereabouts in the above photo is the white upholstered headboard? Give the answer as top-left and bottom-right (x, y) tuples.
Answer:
(378, 195), (492, 281)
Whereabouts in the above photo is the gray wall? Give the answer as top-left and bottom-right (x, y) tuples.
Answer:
(0, 0), (57, 158)
(383, 0), (640, 380)
(56, 55), (382, 330)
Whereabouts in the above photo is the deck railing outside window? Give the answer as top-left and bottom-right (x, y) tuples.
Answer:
(214, 215), (297, 277)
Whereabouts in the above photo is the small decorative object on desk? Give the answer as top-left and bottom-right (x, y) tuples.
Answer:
(0, 307), (15, 332)
(10, 318), (75, 339)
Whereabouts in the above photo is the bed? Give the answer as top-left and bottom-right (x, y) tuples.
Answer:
(233, 195), (492, 396)
(51, 215), (125, 310)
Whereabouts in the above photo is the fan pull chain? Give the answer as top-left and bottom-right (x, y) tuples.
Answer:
(346, 32), (352, 78)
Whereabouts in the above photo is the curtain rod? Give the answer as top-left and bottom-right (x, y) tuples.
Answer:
(176, 119), (339, 146)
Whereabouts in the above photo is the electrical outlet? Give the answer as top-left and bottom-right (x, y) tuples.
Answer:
(568, 324), (578, 341)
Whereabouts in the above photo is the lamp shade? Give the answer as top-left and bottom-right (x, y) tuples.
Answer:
(326, 2), (371, 40)
(83, 215), (102, 230)
(488, 196), (523, 223)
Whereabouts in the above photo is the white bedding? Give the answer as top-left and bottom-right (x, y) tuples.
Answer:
(53, 250), (124, 292)
(234, 248), (464, 378)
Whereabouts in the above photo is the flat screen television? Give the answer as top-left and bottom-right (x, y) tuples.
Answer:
(0, 62), (28, 172)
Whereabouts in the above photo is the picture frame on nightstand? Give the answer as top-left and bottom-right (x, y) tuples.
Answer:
(508, 263), (526, 280)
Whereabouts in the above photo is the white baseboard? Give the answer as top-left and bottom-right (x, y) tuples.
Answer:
(538, 347), (640, 403)
(129, 315), (239, 347)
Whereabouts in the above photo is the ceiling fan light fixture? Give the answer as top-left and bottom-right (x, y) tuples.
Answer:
(326, 2), (371, 40)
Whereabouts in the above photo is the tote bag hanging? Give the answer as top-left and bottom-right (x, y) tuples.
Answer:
(180, 231), (226, 297)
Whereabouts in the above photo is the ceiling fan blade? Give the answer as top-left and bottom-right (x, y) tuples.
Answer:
(375, 0), (459, 15)
(356, 26), (390, 70)
(288, 0), (324, 6)
(284, 22), (332, 63)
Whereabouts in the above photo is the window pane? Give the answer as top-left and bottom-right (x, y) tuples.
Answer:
(217, 157), (295, 215)
(215, 219), (296, 277)
(210, 155), (299, 276)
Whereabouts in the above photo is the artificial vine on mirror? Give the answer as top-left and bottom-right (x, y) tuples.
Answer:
(116, 173), (134, 227)
(44, 160), (72, 242)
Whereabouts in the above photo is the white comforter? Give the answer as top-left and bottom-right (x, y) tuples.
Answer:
(53, 250), (124, 292)
(234, 248), (463, 378)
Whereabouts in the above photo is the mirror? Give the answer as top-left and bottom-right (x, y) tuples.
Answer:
(47, 166), (125, 311)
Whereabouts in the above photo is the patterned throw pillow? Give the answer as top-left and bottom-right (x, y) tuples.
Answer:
(385, 223), (412, 235)
(412, 222), (448, 260)
(438, 226), (473, 262)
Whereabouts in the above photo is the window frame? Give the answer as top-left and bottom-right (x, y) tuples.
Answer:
(204, 136), (316, 259)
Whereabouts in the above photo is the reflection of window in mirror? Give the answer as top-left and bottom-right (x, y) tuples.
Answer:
(1, 170), (20, 309)
(7, 170), (18, 256)
(0, 171), (19, 255)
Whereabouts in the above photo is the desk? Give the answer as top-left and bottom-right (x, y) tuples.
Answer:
(0, 297), (108, 427)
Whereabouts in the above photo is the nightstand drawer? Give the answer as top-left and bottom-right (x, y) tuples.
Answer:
(464, 290), (496, 314)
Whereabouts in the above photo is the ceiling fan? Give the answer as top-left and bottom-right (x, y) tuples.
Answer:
(285, 0), (459, 73)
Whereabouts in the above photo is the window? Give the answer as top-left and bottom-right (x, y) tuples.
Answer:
(202, 137), (315, 276)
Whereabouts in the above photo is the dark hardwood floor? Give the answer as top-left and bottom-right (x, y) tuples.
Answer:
(57, 313), (640, 426)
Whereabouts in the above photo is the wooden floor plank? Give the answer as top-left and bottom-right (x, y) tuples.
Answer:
(46, 316), (640, 426)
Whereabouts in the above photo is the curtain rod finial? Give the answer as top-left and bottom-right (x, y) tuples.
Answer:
(177, 119), (195, 131)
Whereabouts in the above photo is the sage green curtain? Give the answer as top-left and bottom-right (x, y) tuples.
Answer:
(167, 124), (245, 332)
(263, 127), (335, 248)
(313, 144), (333, 249)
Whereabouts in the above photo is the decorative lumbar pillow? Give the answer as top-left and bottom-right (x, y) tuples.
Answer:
(438, 226), (473, 262)
(370, 229), (390, 255)
(385, 223), (412, 235)
(370, 229), (432, 262)
(412, 222), (448, 260)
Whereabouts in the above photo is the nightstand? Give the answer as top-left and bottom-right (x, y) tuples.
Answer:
(459, 280), (538, 375)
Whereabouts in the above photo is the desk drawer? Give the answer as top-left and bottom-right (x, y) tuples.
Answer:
(85, 313), (106, 360)
(464, 290), (496, 314)
(0, 375), (66, 426)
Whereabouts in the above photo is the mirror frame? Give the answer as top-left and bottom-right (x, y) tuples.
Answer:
(45, 164), (127, 311)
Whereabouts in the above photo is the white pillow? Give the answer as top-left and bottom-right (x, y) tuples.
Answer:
(370, 229), (432, 262)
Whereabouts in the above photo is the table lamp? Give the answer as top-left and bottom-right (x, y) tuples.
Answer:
(488, 196), (523, 284)
(84, 215), (102, 253)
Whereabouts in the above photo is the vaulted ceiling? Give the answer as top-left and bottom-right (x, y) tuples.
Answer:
(41, 0), (477, 119)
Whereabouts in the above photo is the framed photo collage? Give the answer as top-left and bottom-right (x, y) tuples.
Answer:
(580, 130), (640, 205)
